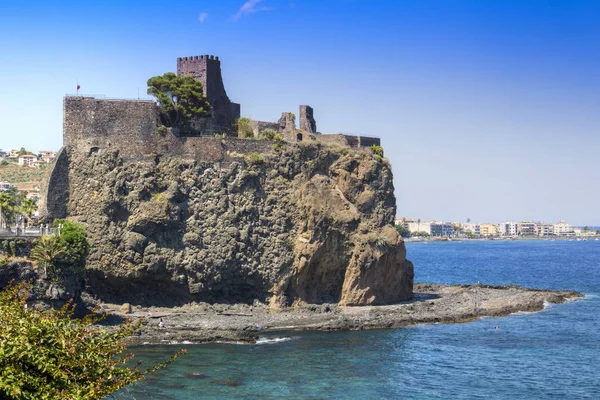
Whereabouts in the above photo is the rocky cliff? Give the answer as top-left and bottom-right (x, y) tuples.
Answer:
(61, 142), (413, 307)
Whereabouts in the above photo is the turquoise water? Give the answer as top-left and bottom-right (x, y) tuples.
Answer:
(115, 240), (600, 399)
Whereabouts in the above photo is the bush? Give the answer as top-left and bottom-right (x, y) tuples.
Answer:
(396, 224), (411, 238)
(246, 152), (264, 165)
(371, 145), (384, 158)
(259, 128), (278, 141)
(53, 220), (89, 272)
(157, 125), (168, 136)
(236, 118), (255, 139)
(0, 282), (184, 399)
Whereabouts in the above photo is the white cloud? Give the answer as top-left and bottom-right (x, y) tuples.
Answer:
(232, 0), (271, 21)
(198, 12), (208, 23)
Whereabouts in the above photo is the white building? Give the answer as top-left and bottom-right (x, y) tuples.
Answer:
(405, 221), (432, 235)
(553, 220), (573, 236)
(0, 182), (12, 191)
(536, 222), (554, 237)
(497, 222), (518, 236)
(518, 222), (537, 236)
(461, 223), (480, 235)
(18, 154), (37, 166)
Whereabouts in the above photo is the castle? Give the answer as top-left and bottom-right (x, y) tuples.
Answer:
(63, 55), (380, 152)
(42, 55), (381, 219)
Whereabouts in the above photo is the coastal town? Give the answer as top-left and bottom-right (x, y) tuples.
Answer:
(1, 146), (598, 242)
(396, 217), (599, 239)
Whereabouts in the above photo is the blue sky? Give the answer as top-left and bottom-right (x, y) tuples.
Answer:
(1, 0), (599, 225)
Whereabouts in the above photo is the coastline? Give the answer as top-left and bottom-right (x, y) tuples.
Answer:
(405, 236), (599, 243)
(110, 283), (583, 345)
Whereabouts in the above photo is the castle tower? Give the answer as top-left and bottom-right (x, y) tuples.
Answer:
(177, 55), (240, 135)
(299, 105), (317, 133)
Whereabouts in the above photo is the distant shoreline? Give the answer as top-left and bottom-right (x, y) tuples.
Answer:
(404, 236), (599, 243)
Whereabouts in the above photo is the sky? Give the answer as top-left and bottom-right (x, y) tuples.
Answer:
(0, 0), (599, 225)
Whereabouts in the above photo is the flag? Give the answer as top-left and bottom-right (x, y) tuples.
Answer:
(77, 84), (81, 91)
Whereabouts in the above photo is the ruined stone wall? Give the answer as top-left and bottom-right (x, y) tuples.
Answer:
(358, 136), (381, 148)
(299, 105), (317, 133)
(248, 120), (280, 138)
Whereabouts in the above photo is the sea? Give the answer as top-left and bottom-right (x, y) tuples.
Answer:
(114, 240), (600, 399)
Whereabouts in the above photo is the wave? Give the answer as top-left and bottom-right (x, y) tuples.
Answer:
(255, 336), (297, 345)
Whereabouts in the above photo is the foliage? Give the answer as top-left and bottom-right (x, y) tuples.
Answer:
(370, 145), (384, 158)
(272, 134), (284, 151)
(374, 236), (390, 251)
(53, 220), (90, 272)
(0, 191), (17, 226)
(395, 224), (411, 238)
(259, 128), (278, 141)
(236, 117), (255, 139)
(19, 198), (37, 222)
(156, 125), (167, 136)
(147, 72), (211, 129)
(1, 160), (7, 166)
(246, 152), (264, 165)
(30, 235), (66, 278)
(18, 147), (26, 156)
(0, 162), (46, 185)
(412, 231), (430, 237)
(0, 282), (184, 400)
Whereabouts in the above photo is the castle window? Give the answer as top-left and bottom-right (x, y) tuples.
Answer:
(297, 133), (303, 141)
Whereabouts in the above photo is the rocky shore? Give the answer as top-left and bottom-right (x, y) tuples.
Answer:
(100, 283), (582, 345)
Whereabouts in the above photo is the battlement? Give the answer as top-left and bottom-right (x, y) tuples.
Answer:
(177, 55), (220, 62)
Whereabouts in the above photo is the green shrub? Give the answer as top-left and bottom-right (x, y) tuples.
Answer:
(371, 145), (384, 158)
(272, 133), (284, 151)
(246, 152), (264, 164)
(0, 282), (184, 399)
(236, 117), (255, 139)
(52, 219), (89, 272)
(157, 125), (168, 136)
(259, 128), (278, 141)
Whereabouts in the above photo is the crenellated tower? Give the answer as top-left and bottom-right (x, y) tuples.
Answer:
(177, 55), (240, 135)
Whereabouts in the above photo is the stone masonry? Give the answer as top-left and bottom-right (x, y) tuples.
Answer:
(299, 105), (317, 133)
(177, 55), (240, 136)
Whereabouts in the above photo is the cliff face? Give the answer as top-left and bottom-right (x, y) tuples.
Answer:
(63, 143), (413, 307)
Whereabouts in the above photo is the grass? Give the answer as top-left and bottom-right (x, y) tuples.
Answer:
(0, 162), (47, 190)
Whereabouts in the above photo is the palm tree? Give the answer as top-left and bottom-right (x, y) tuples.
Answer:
(20, 198), (37, 224)
(30, 235), (66, 279)
(0, 192), (16, 229)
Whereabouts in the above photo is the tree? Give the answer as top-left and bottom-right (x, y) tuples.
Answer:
(0, 282), (184, 399)
(30, 235), (66, 279)
(236, 117), (255, 139)
(396, 224), (411, 238)
(53, 219), (89, 271)
(20, 198), (37, 223)
(18, 147), (26, 156)
(147, 72), (212, 131)
(0, 192), (16, 228)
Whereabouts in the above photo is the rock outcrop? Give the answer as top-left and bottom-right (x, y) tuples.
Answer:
(60, 142), (413, 307)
